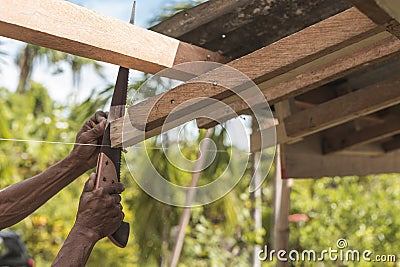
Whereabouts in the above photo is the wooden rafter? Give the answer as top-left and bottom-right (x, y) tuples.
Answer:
(198, 34), (400, 129)
(349, 0), (400, 38)
(382, 135), (400, 152)
(111, 82), (233, 147)
(284, 77), (400, 139)
(251, 71), (400, 152)
(323, 116), (400, 154)
(111, 8), (389, 147)
(0, 0), (226, 74)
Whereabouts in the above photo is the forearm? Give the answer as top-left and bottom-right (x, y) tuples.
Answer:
(52, 225), (98, 267)
(0, 155), (87, 229)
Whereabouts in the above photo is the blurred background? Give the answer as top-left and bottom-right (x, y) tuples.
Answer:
(0, 0), (399, 266)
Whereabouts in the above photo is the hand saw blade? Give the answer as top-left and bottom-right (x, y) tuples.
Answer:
(94, 1), (135, 248)
(99, 66), (129, 182)
(99, 0), (135, 181)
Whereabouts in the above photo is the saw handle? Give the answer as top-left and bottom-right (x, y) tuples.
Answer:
(95, 152), (130, 248)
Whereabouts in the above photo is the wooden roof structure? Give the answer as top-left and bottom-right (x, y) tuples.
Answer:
(1, 0), (400, 179)
(151, 0), (400, 179)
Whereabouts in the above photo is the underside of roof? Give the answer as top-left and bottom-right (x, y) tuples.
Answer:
(152, 0), (352, 59)
(152, 0), (400, 178)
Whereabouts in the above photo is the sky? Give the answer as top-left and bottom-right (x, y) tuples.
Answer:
(0, 0), (172, 103)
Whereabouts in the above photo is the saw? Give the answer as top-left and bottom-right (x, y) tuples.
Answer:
(94, 1), (136, 248)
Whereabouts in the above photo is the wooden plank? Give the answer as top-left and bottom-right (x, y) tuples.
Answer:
(323, 117), (400, 154)
(294, 100), (385, 124)
(349, 0), (400, 38)
(382, 135), (400, 152)
(337, 143), (385, 157)
(227, 8), (382, 84)
(111, 82), (238, 148)
(272, 145), (292, 267)
(250, 101), (305, 153)
(285, 135), (400, 178)
(111, 8), (386, 147)
(252, 73), (400, 151)
(0, 0), (226, 74)
(284, 76), (400, 139)
(197, 34), (400, 129)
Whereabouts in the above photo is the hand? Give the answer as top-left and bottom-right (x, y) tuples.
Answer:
(74, 173), (125, 242)
(69, 111), (108, 171)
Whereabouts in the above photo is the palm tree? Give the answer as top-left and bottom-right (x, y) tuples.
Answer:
(15, 44), (104, 94)
(0, 40), (7, 73)
(149, 0), (207, 26)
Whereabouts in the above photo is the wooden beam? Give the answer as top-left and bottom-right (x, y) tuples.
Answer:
(251, 75), (400, 151)
(272, 145), (292, 267)
(111, 8), (388, 147)
(111, 82), (237, 147)
(294, 100), (385, 124)
(382, 135), (400, 152)
(284, 76), (400, 139)
(349, 0), (400, 38)
(285, 135), (400, 178)
(323, 117), (400, 154)
(0, 0), (226, 74)
(197, 34), (400, 129)
(227, 8), (382, 84)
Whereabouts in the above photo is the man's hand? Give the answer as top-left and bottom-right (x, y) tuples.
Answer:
(52, 173), (125, 266)
(69, 111), (108, 171)
(74, 173), (125, 242)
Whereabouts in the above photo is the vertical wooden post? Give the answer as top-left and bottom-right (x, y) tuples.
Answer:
(272, 101), (293, 266)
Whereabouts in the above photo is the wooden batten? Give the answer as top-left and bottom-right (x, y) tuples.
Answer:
(323, 117), (400, 154)
(349, 0), (400, 38)
(0, 0), (226, 74)
(284, 76), (400, 140)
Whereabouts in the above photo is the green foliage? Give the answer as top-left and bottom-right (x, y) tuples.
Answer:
(15, 44), (104, 93)
(288, 175), (400, 266)
(149, 0), (208, 26)
(4, 82), (399, 266)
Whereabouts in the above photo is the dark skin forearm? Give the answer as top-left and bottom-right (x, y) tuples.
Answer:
(52, 173), (124, 266)
(51, 225), (97, 267)
(0, 155), (86, 229)
(0, 111), (108, 230)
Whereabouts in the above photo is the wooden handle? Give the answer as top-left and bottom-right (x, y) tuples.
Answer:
(95, 152), (130, 248)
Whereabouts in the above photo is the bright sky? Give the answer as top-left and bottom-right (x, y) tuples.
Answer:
(0, 0), (172, 103)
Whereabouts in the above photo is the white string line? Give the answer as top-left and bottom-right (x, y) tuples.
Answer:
(0, 138), (106, 147)
(0, 138), (232, 153)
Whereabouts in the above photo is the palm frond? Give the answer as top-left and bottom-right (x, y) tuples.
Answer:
(149, 0), (207, 26)
(0, 40), (7, 72)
